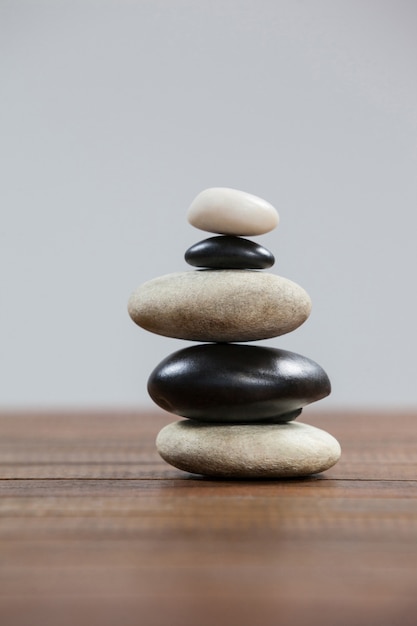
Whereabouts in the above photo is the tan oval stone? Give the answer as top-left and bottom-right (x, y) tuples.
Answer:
(128, 270), (311, 342)
(156, 420), (341, 478)
(187, 187), (279, 236)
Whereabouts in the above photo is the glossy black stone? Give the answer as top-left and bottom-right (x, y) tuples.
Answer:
(147, 344), (331, 423)
(184, 236), (275, 269)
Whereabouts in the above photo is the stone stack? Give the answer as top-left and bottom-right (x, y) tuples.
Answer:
(128, 188), (341, 478)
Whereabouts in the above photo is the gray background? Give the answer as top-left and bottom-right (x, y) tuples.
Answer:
(1, 0), (416, 410)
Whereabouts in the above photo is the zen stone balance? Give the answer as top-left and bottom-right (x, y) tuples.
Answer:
(128, 187), (341, 478)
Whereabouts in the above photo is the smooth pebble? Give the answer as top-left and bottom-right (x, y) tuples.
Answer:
(148, 344), (330, 422)
(156, 421), (341, 478)
(187, 188), (279, 236)
(185, 235), (275, 269)
(128, 270), (311, 342)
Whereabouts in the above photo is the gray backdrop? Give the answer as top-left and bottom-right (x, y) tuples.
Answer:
(1, 0), (416, 409)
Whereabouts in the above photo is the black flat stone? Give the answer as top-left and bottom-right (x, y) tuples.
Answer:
(184, 236), (275, 269)
(147, 344), (331, 423)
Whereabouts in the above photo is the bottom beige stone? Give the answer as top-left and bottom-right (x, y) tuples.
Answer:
(156, 420), (341, 478)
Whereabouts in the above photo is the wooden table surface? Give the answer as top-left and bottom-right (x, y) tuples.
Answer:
(0, 409), (416, 626)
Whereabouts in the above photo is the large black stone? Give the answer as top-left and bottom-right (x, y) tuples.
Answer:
(184, 236), (275, 269)
(147, 344), (331, 423)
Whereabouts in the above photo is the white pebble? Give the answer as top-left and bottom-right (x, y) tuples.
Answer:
(187, 188), (279, 236)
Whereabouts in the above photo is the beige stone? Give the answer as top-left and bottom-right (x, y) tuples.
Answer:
(187, 187), (279, 236)
(128, 270), (311, 342)
(156, 420), (341, 478)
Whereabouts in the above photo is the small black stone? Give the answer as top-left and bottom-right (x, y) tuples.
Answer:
(147, 344), (331, 423)
(184, 236), (275, 269)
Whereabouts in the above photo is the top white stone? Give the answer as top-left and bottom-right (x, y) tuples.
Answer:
(187, 187), (279, 236)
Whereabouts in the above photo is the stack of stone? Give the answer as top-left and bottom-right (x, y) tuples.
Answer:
(128, 188), (341, 478)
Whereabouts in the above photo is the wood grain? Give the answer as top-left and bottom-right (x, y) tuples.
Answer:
(0, 409), (416, 626)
